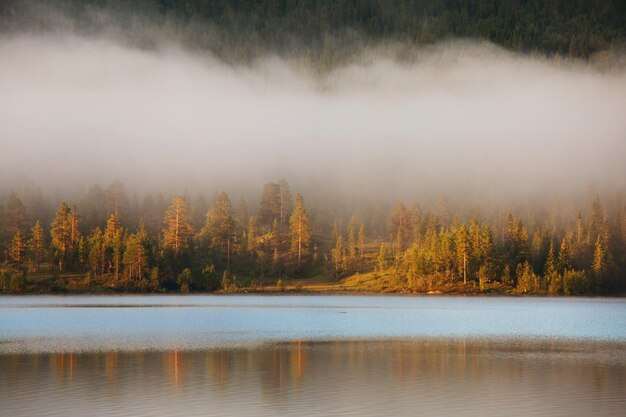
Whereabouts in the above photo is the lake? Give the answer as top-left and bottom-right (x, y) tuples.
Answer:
(1, 295), (626, 416)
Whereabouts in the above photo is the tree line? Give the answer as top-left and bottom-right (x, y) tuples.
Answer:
(2, 0), (624, 64)
(1, 180), (625, 295)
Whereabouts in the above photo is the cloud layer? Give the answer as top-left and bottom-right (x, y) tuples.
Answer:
(1, 34), (625, 199)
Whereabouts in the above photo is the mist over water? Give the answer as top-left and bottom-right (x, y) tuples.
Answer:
(1, 27), (625, 199)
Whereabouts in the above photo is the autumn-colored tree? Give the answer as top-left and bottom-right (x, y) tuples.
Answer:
(50, 203), (80, 270)
(104, 213), (124, 281)
(289, 194), (311, 269)
(377, 243), (388, 272)
(592, 236), (607, 276)
(453, 223), (469, 283)
(123, 227), (148, 282)
(247, 216), (258, 256)
(203, 192), (235, 268)
(557, 238), (572, 273)
(8, 231), (25, 265)
(162, 196), (193, 253)
(27, 220), (46, 271)
(331, 235), (345, 274)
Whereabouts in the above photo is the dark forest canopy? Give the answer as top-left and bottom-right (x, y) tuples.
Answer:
(1, 0), (625, 63)
(1, 180), (626, 295)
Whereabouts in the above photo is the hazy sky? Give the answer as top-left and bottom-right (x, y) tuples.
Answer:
(1, 33), (625, 199)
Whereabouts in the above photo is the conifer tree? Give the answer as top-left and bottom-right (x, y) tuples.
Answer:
(88, 227), (105, 277)
(289, 194), (311, 269)
(204, 192), (235, 268)
(104, 213), (123, 281)
(162, 196), (193, 253)
(332, 235), (345, 274)
(27, 220), (46, 271)
(123, 230), (148, 282)
(50, 203), (79, 270)
(592, 236), (606, 276)
(557, 238), (572, 273)
(8, 231), (25, 265)
(377, 243), (387, 272)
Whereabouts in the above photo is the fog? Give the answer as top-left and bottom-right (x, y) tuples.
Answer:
(1, 28), (625, 201)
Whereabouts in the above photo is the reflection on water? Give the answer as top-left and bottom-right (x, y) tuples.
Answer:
(2, 339), (625, 417)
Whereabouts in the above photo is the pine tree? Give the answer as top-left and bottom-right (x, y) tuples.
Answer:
(50, 203), (80, 271)
(289, 193), (311, 269)
(123, 231), (148, 282)
(8, 231), (25, 265)
(204, 192), (235, 268)
(557, 238), (572, 273)
(331, 235), (345, 274)
(27, 220), (46, 271)
(544, 241), (557, 277)
(592, 236), (606, 276)
(104, 213), (123, 281)
(544, 241), (560, 293)
(162, 196), (193, 253)
(453, 224), (469, 283)
(88, 227), (105, 277)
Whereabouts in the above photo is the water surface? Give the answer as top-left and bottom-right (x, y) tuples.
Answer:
(1, 295), (625, 352)
(2, 295), (625, 416)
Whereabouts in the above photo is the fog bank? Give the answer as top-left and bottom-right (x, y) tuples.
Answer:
(1, 33), (625, 199)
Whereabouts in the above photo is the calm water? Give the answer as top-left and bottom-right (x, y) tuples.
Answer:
(1, 295), (626, 416)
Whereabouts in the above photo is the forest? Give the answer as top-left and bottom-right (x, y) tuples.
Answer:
(1, 0), (625, 65)
(1, 180), (625, 295)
